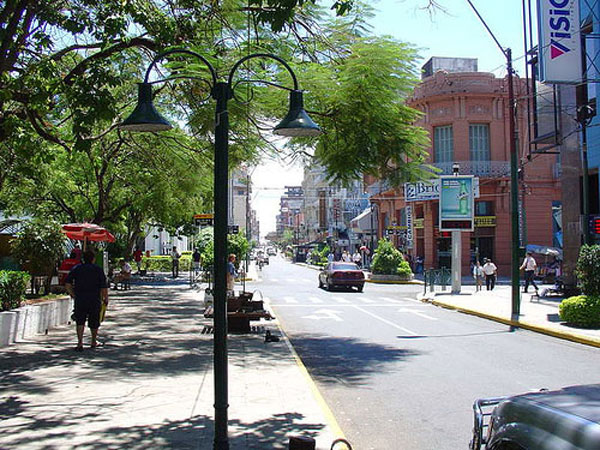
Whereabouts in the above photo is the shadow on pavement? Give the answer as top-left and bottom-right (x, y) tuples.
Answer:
(288, 335), (420, 385)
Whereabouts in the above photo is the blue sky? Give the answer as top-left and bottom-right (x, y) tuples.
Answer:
(254, 0), (537, 237)
(370, 0), (535, 77)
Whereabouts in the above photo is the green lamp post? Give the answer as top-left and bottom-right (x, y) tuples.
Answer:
(120, 49), (321, 450)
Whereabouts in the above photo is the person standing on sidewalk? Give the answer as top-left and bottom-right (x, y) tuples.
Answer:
(227, 253), (239, 295)
(65, 250), (108, 351)
(472, 260), (484, 291)
(520, 251), (539, 294)
(171, 246), (180, 278)
(482, 258), (497, 291)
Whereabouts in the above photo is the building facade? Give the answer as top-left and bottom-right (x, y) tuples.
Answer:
(369, 58), (561, 275)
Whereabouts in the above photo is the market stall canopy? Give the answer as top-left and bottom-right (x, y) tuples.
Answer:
(350, 207), (375, 233)
(61, 222), (116, 243)
(526, 244), (562, 258)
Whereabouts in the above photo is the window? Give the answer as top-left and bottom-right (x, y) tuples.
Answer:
(475, 201), (494, 216)
(469, 124), (490, 162)
(434, 126), (453, 162)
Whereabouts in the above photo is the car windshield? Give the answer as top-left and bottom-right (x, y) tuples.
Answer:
(332, 263), (359, 271)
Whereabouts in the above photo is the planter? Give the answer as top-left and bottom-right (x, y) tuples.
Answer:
(0, 296), (72, 347)
(369, 273), (414, 283)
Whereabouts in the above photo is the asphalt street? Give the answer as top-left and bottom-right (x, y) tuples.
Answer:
(248, 255), (600, 450)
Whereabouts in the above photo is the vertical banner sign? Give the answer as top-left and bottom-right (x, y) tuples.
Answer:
(518, 197), (525, 247)
(537, 0), (581, 84)
(439, 175), (475, 231)
(405, 205), (413, 249)
(318, 191), (326, 229)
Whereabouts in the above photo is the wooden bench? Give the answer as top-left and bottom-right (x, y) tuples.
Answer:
(204, 294), (273, 332)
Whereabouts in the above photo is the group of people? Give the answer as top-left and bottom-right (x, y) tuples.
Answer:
(472, 251), (542, 293)
(471, 258), (498, 291)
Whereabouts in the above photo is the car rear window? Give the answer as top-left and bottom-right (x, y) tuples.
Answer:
(333, 263), (359, 270)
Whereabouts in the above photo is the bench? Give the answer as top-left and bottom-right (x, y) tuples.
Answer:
(204, 293), (273, 332)
(112, 277), (131, 290)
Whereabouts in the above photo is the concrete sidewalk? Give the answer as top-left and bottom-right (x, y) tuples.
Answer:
(0, 278), (341, 449)
(419, 283), (600, 348)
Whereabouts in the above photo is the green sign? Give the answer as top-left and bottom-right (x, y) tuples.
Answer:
(439, 175), (474, 231)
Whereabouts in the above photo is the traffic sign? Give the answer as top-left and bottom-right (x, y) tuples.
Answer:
(194, 213), (214, 227)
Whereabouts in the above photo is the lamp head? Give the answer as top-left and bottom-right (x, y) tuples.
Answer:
(119, 83), (173, 132)
(273, 90), (322, 137)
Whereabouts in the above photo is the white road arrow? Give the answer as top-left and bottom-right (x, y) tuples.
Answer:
(301, 309), (344, 322)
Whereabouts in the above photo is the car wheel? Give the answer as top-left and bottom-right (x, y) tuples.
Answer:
(318, 278), (323, 288)
(357, 284), (364, 292)
(325, 278), (332, 291)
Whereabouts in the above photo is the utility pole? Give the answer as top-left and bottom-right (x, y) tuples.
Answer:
(467, 0), (521, 317)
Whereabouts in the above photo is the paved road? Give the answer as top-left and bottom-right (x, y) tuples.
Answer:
(248, 256), (600, 450)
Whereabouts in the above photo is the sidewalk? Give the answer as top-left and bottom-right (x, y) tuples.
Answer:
(418, 283), (600, 348)
(0, 276), (340, 449)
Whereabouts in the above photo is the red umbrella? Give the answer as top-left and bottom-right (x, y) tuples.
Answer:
(62, 222), (116, 244)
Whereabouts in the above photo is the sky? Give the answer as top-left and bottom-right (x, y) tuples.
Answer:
(251, 0), (536, 237)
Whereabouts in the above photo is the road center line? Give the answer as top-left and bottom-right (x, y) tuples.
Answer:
(352, 305), (418, 335)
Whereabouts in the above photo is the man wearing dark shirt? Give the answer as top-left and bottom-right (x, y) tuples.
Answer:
(65, 250), (108, 351)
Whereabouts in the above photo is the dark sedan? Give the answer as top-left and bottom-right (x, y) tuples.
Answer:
(318, 262), (365, 292)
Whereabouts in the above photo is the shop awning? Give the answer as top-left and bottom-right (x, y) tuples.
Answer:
(350, 207), (375, 233)
(526, 244), (562, 258)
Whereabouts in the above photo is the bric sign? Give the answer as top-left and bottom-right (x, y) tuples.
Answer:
(404, 178), (479, 202)
(537, 0), (581, 84)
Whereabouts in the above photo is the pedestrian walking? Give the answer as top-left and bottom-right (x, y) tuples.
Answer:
(520, 251), (539, 294)
(227, 253), (238, 295)
(482, 258), (497, 291)
(133, 247), (143, 272)
(192, 248), (202, 274)
(171, 246), (180, 278)
(472, 260), (484, 291)
(65, 249), (108, 351)
(352, 249), (362, 268)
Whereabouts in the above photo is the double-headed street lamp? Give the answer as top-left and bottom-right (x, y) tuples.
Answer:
(119, 48), (321, 450)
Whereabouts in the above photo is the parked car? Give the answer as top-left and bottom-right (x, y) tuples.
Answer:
(318, 262), (365, 292)
(471, 384), (600, 450)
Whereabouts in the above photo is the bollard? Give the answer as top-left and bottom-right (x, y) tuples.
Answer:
(289, 436), (316, 450)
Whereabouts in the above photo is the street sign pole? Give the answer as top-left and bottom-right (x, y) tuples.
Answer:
(451, 231), (461, 294)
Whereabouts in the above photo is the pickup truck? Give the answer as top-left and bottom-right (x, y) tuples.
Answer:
(471, 384), (600, 450)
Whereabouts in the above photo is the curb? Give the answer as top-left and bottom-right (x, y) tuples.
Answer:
(420, 295), (600, 349)
(366, 279), (424, 285)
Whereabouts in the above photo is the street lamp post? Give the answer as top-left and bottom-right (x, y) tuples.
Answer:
(119, 49), (321, 450)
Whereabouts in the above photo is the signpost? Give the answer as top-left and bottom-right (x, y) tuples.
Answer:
(439, 175), (475, 294)
(194, 213), (214, 227)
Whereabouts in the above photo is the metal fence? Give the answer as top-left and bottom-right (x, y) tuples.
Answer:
(423, 268), (452, 294)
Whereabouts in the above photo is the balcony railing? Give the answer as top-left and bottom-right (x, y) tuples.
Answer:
(431, 161), (510, 177)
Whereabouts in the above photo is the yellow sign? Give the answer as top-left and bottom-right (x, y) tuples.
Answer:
(414, 218), (424, 229)
(194, 213), (214, 219)
(474, 216), (496, 227)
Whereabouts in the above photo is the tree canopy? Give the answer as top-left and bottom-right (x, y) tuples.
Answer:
(0, 0), (438, 254)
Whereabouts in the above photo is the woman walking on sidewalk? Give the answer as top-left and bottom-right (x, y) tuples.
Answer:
(472, 260), (484, 291)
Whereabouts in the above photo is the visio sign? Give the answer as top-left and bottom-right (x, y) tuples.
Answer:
(537, 0), (581, 84)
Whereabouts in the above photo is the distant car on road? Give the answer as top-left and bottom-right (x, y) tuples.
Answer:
(471, 384), (600, 450)
(266, 246), (276, 256)
(318, 262), (365, 292)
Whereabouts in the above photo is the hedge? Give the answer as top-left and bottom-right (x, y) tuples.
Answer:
(0, 270), (31, 311)
(559, 295), (600, 328)
(140, 256), (193, 272)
